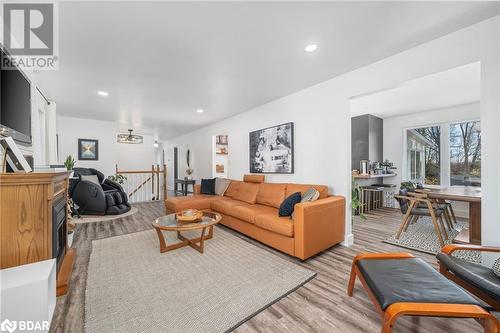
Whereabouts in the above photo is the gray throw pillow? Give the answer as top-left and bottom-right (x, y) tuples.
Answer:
(81, 175), (100, 186)
(291, 188), (320, 220)
(493, 258), (500, 278)
(301, 188), (320, 203)
(215, 178), (231, 196)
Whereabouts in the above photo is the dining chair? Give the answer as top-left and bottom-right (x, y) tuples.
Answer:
(415, 184), (458, 229)
(394, 189), (448, 246)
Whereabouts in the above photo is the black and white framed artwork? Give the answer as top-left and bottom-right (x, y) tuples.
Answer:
(249, 122), (294, 174)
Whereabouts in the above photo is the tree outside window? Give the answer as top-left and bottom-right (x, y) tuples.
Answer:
(450, 121), (481, 186)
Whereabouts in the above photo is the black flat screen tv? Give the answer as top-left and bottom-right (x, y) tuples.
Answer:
(0, 49), (32, 144)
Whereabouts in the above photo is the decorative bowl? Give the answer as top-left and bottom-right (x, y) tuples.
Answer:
(176, 209), (203, 222)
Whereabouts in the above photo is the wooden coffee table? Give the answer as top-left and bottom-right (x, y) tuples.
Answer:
(152, 211), (221, 254)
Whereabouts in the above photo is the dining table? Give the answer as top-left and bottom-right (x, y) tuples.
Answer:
(425, 186), (481, 245)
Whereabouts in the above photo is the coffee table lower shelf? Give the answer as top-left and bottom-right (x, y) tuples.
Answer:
(154, 226), (214, 254)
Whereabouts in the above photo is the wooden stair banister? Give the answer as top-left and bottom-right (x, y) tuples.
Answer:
(114, 164), (167, 203)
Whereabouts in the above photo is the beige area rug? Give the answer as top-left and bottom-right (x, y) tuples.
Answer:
(85, 227), (316, 333)
(73, 207), (138, 224)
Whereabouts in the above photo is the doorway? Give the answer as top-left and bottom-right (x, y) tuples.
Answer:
(349, 62), (482, 248)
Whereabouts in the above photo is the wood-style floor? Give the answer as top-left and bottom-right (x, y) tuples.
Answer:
(50, 202), (491, 333)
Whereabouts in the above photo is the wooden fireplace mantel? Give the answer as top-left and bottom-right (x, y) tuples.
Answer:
(0, 171), (75, 296)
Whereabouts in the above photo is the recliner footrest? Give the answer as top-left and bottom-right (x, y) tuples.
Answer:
(347, 252), (499, 333)
(357, 257), (480, 310)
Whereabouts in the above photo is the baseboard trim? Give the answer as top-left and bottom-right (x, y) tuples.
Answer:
(341, 233), (354, 247)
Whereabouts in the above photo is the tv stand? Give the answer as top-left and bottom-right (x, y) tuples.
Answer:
(0, 171), (75, 296)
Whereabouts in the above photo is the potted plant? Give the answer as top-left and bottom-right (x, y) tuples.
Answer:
(352, 177), (366, 221)
(64, 155), (75, 170)
(108, 174), (127, 185)
(380, 159), (394, 174)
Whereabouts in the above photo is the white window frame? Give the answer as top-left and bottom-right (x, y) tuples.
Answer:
(402, 118), (480, 188)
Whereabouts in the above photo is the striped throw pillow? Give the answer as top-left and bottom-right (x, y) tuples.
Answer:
(301, 188), (320, 203)
(493, 258), (500, 278)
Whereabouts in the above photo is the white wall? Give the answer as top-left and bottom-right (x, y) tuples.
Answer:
(167, 16), (500, 247)
(383, 102), (480, 217)
(57, 116), (157, 177)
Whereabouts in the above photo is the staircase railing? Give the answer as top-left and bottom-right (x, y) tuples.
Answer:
(115, 164), (167, 203)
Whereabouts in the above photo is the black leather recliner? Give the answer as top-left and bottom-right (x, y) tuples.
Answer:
(70, 168), (131, 215)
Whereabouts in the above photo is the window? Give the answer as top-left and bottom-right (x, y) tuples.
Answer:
(405, 120), (481, 187)
(449, 121), (481, 186)
(406, 126), (441, 185)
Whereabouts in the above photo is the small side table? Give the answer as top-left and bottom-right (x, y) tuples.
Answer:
(174, 179), (196, 196)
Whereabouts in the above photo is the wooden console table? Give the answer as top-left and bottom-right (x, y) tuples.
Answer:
(0, 171), (75, 296)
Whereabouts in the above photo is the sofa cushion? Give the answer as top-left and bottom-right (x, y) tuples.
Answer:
(228, 204), (277, 224)
(200, 178), (216, 195)
(279, 192), (302, 217)
(211, 197), (248, 215)
(358, 257), (480, 311)
(215, 178), (231, 196)
(256, 183), (287, 208)
(233, 182), (260, 204)
(165, 195), (222, 213)
(224, 181), (241, 198)
(255, 214), (294, 237)
(286, 183), (329, 199)
(243, 174), (265, 183)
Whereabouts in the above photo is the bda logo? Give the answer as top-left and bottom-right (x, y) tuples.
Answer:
(0, 319), (17, 333)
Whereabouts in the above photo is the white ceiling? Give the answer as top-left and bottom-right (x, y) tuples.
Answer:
(350, 62), (481, 118)
(33, 2), (500, 139)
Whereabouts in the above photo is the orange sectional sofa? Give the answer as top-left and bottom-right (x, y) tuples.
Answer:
(164, 175), (345, 260)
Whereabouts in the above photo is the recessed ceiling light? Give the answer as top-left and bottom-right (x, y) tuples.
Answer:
(304, 44), (318, 53)
(196, 109), (204, 113)
(97, 91), (109, 97)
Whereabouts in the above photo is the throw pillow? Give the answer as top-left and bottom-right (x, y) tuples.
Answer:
(493, 258), (500, 278)
(279, 192), (302, 217)
(81, 175), (100, 187)
(214, 178), (231, 196)
(200, 178), (216, 195)
(301, 187), (320, 203)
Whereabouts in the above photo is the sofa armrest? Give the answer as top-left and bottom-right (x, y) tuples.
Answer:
(194, 184), (201, 195)
(293, 196), (346, 260)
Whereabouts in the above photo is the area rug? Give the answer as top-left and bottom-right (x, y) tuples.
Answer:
(384, 217), (480, 263)
(73, 206), (138, 224)
(84, 227), (316, 333)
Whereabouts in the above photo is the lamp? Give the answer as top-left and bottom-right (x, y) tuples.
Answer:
(117, 129), (143, 144)
(154, 140), (159, 148)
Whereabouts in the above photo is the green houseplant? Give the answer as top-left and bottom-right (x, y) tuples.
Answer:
(352, 177), (366, 221)
(63, 155), (76, 170)
(108, 174), (127, 185)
